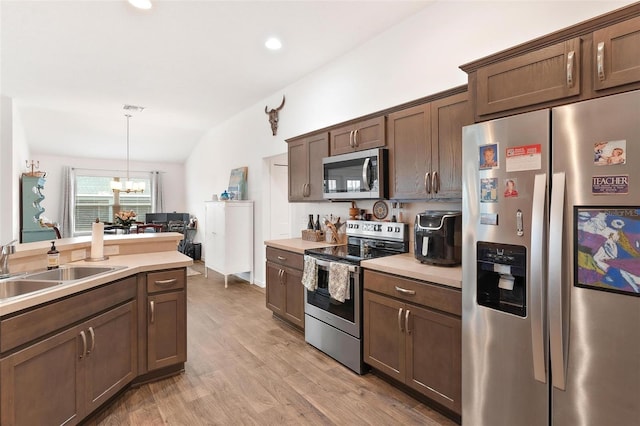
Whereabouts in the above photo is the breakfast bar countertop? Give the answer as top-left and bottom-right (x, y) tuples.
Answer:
(0, 250), (192, 316)
(362, 253), (462, 289)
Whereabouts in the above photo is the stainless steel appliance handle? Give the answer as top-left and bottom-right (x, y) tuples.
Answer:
(549, 172), (567, 390)
(398, 308), (404, 332)
(530, 173), (547, 383)
(597, 42), (605, 81)
(425, 172), (431, 194)
(362, 157), (371, 191)
(313, 257), (358, 273)
(566, 50), (575, 88)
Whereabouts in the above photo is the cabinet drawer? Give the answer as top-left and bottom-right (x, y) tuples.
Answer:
(146, 268), (185, 294)
(364, 270), (461, 316)
(1, 276), (136, 353)
(266, 247), (303, 270)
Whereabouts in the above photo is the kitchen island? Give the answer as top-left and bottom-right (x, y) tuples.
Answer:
(0, 233), (192, 425)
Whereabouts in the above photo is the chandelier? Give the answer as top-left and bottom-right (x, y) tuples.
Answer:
(111, 108), (145, 194)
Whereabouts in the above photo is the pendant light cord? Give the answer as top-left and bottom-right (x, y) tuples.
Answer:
(126, 113), (131, 182)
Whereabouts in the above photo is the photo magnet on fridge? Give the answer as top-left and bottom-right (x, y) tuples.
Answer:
(594, 140), (627, 166)
(479, 143), (498, 169)
(480, 178), (498, 203)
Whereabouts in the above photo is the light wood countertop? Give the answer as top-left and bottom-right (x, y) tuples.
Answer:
(265, 239), (461, 289)
(362, 253), (462, 289)
(264, 238), (340, 254)
(1, 250), (192, 316)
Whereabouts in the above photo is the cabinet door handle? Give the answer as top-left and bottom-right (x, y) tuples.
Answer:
(154, 278), (177, 287)
(353, 129), (359, 147)
(281, 269), (287, 285)
(395, 286), (416, 295)
(87, 326), (95, 355)
(303, 183), (309, 197)
(398, 308), (404, 332)
(597, 42), (605, 81)
(566, 50), (575, 87)
(150, 300), (155, 324)
(425, 172), (431, 194)
(277, 256), (287, 261)
(79, 330), (87, 359)
(405, 310), (411, 335)
(432, 171), (439, 194)
(349, 130), (354, 148)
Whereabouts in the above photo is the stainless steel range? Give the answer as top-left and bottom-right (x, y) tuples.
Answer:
(304, 220), (409, 374)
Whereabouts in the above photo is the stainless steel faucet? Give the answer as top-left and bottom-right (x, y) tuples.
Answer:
(1, 239), (17, 277)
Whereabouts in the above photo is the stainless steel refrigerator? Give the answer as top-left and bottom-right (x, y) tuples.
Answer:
(461, 90), (640, 426)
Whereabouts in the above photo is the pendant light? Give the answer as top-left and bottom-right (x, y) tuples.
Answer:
(111, 108), (145, 194)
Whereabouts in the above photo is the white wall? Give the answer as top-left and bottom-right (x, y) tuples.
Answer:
(185, 1), (634, 286)
(33, 154), (187, 230)
(1, 96), (31, 244)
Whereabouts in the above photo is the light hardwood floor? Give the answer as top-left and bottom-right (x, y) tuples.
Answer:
(85, 262), (458, 425)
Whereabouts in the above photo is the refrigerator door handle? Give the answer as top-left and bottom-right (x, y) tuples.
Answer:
(530, 173), (547, 383)
(549, 172), (567, 390)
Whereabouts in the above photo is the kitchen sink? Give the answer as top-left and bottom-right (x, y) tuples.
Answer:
(22, 266), (119, 282)
(0, 279), (63, 299)
(0, 265), (124, 300)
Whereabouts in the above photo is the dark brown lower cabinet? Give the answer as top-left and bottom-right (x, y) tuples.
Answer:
(265, 247), (305, 329)
(363, 270), (461, 415)
(0, 267), (188, 425)
(0, 301), (136, 426)
(145, 268), (187, 372)
(147, 290), (187, 371)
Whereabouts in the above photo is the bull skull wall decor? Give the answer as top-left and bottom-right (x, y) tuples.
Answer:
(265, 95), (285, 136)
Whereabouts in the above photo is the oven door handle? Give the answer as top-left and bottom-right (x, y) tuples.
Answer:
(313, 257), (359, 273)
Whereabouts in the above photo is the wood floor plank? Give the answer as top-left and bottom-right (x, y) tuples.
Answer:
(84, 262), (458, 426)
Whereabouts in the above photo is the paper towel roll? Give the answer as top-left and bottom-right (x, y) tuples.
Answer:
(91, 221), (104, 259)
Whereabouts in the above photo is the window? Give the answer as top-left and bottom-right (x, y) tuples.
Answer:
(75, 174), (151, 234)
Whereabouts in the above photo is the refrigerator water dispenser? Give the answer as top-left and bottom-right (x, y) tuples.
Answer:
(476, 242), (526, 317)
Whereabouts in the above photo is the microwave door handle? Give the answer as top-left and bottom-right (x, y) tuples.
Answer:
(362, 158), (371, 191)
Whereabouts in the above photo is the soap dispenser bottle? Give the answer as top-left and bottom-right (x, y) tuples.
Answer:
(47, 241), (59, 270)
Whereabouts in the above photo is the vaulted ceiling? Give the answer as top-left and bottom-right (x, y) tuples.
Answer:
(1, 0), (433, 162)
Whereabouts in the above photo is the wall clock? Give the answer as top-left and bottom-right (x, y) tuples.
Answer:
(373, 200), (388, 220)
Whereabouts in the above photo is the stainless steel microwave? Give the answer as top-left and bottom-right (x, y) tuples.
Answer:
(322, 148), (388, 200)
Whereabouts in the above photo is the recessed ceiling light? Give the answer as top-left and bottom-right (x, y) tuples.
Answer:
(265, 37), (282, 50)
(128, 0), (152, 10)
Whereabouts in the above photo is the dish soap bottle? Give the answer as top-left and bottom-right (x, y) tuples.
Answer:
(47, 241), (59, 270)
